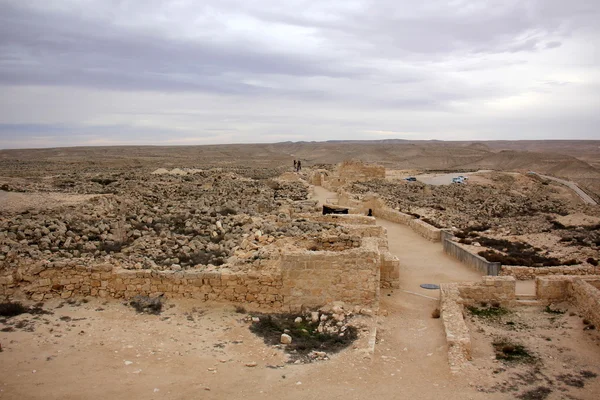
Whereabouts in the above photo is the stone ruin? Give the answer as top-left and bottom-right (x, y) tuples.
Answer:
(311, 160), (385, 189)
(0, 167), (400, 312)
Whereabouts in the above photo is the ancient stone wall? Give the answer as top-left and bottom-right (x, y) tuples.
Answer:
(500, 265), (598, 280)
(307, 236), (361, 252)
(443, 240), (499, 275)
(299, 213), (376, 225)
(337, 190), (442, 242)
(338, 160), (385, 181)
(0, 261), (284, 307)
(569, 279), (600, 329)
(439, 283), (472, 373)
(380, 252), (400, 288)
(456, 276), (516, 307)
(536, 275), (600, 328)
(535, 275), (574, 302)
(1, 233), (398, 311)
(536, 275), (600, 301)
(280, 238), (381, 311)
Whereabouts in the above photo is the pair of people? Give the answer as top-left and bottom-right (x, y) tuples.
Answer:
(293, 160), (302, 172)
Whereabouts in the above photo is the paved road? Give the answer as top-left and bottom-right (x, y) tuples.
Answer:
(535, 173), (597, 205)
(414, 170), (492, 186)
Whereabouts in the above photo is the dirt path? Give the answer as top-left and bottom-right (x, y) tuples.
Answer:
(312, 185), (482, 297)
(302, 186), (503, 399)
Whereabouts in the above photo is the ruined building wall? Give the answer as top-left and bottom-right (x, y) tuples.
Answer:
(338, 161), (385, 181)
(336, 190), (442, 242)
(500, 265), (598, 280)
(280, 238), (382, 311)
(0, 262), (285, 307)
(536, 275), (600, 330)
(1, 234), (399, 309)
(456, 276), (516, 307)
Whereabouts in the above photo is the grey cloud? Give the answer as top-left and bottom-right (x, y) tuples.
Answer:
(0, 0), (599, 148)
(0, 3), (369, 95)
(249, 0), (598, 56)
(544, 41), (562, 49)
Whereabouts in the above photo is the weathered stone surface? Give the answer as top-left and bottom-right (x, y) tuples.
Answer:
(280, 333), (292, 344)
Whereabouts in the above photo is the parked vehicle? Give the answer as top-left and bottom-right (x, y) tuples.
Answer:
(405, 177), (417, 182)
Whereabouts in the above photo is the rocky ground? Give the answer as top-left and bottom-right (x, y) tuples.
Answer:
(349, 171), (600, 266)
(0, 167), (353, 272)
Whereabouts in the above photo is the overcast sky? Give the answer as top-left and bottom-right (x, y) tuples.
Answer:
(0, 0), (599, 149)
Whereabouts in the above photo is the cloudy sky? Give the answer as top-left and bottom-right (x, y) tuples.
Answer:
(0, 0), (599, 149)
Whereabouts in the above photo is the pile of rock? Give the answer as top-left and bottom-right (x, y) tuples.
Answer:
(1, 170), (347, 272)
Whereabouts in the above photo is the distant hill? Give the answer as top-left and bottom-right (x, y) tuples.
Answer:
(1, 139), (599, 199)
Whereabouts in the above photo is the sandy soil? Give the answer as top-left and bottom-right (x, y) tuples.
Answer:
(466, 303), (600, 399)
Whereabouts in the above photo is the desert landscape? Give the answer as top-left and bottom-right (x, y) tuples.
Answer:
(0, 140), (599, 400)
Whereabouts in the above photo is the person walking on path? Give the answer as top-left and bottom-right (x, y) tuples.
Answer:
(296, 160), (302, 172)
(293, 160), (297, 170)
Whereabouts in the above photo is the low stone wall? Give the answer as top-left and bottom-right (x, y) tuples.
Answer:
(457, 276), (516, 307)
(535, 275), (574, 302)
(299, 213), (376, 225)
(536, 275), (600, 302)
(440, 283), (472, 373)
(337, 189), (442, 242)
(336, 190), (377, 211)
(569, 279), (600, 329)
(536, 275), (600, 328)
(440, 276), (516, 373)
(408, 218), (441, 242)
(1, 234), (396, 312)
(307, 236), (361, 252)
(443, 240), (499, 276)
(500, 265), (598, 280)
(0, 261), (285, 307)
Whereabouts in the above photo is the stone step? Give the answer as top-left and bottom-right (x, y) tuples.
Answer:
(515, 293), (537, 300)
(515, 299), (542, 306)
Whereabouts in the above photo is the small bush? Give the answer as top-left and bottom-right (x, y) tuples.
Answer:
(467, 304), (509, 318)
(493, 339), (535, 363)
(544, 305), (565, 314)
(431, 308), (441, 319)
(129, 295), (163, 315)
(517, 386), (552, 400)
(0, 302), (27, 317)
(234, 305), (247, 314)
(249, 313), (358, 359)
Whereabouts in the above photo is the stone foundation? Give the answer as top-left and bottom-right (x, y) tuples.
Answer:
(440, 283), (472, 373)
(536, 275), (600, 330)
(281, 238), (381, 311)
(500, 265), (598, 280)
(1, 225), (400, 310)
(456, 276), (516, 307)
(1, 261), (284, 306)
